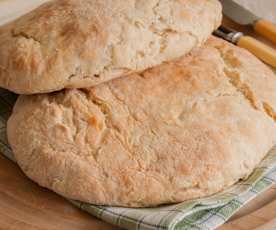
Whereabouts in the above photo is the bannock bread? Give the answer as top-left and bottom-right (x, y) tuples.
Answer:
(8, 37), (276, 207)
(0, 0), (222, 94)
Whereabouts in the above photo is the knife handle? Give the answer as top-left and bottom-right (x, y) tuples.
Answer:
(237, 36), (276, 68)
(254, 19), (276, 44)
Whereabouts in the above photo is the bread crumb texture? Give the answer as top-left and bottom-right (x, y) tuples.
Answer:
(8, 37), (276, 207)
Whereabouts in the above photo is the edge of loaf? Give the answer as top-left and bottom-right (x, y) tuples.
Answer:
(0, 0), (222, 94)
(7, 37), (276, 207)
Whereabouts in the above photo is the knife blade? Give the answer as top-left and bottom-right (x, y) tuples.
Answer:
(219, 0), (276, 44)
(219, 0), (259, 25)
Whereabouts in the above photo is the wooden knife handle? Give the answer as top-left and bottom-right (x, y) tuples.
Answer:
(237, 36), (276, 68)
(254, 19), (276, 44)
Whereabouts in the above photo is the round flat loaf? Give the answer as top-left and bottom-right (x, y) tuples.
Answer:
(0, 0), (221, 94)
(8, 37), (276, 207)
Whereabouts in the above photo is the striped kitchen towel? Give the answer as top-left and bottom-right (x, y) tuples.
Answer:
(1, 88), (276, 230)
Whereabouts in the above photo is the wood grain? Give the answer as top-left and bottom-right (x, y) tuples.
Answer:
(1, 151), (276, 230)
(0, 12), (275, 230)
(218, 17), (276, 230)
(220, 198), (276, 230)
(0, 154), (118, 230)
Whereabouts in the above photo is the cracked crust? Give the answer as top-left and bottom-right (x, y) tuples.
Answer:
(0, 0), (222, 94)
(8, 37), (276, 207)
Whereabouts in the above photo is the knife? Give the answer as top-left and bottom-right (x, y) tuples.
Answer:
(219, 0), (276, 44)
(214, 26), (276, 68)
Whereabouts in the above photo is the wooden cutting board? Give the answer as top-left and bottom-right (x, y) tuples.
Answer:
(220, 199), (276, 230)
(0, 154), (118, 230)
(1, 152), (276, 230)
(0, 2), (276, 229)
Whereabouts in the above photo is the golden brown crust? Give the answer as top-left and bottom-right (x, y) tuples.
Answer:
(8, 37), (276, 207)
(0, 0), (221, 94)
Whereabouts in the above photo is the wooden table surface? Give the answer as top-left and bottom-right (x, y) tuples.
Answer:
(0, 15), (276, 230)
(1, 152), (276, 230)
(0, 154), (119, 230)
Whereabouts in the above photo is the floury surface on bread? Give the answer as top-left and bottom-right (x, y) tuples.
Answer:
(0, 0), (222, 94)
(8, 37), (276, 207)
